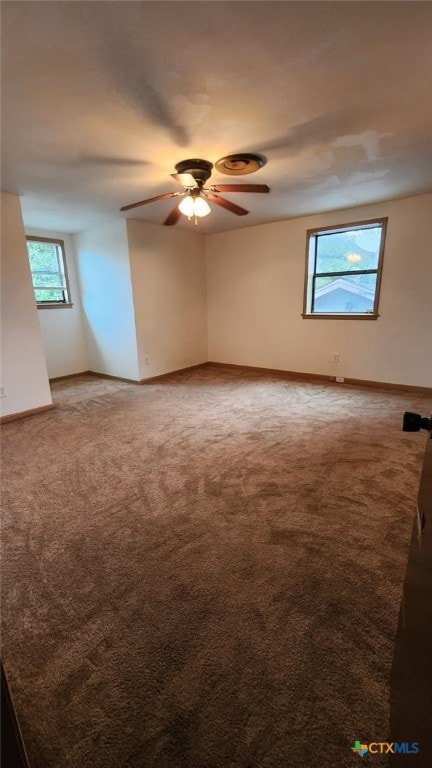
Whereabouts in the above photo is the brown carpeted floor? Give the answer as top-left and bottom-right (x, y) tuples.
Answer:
(1, 366), (430, 768)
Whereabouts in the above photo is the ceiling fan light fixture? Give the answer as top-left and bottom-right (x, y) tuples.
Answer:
(179, 195), (195, 217)
(193, 196), (211, 217)
(179, 194), (210, 218)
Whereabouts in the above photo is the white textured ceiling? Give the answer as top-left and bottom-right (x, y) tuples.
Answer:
(2, 1), (432, 234)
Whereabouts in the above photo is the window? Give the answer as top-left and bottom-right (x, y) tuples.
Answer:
(26, 237), (72, 308)
(303, 218), (387, 319)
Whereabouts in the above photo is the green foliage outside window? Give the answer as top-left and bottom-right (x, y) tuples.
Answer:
(26, 239), (70, 304)
(304, 218), (387, 316)
(314, 228), (381, 288)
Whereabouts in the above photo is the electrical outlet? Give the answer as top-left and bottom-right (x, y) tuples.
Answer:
(144, 357), (149, 366)
(0, 385), (6, 398)
(335, 376), (345, 383)
(333, 353), (340, 363)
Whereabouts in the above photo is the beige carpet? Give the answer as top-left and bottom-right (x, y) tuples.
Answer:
(1, 366), (429, 768)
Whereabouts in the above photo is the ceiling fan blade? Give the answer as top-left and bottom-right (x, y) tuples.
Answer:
(206, 194), (248, 216)
(211, 184), (270, 193)
(120, 192), (178, 212)
(170, 173), (198, 188)
(79, 155), (151, 167)
(164, 204), (182, 226)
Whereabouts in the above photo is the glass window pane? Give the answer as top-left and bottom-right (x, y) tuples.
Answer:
(316, 227), (382, 274)
(32, 273), (65, 288)
(27, 241), (61, 273)
(313, 273), (377, 313)
(34, 289), (65, 303)
(27, 238), (70, 305)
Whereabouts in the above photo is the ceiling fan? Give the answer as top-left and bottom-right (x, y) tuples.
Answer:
(120, 158), (270, 226)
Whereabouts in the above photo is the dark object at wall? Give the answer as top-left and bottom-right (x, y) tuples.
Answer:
(403, 411), (432, 433)
(1, 661), (31, 768)
(389, 413), (432, 765)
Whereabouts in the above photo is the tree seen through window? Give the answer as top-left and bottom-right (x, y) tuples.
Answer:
(26, 238), (71, 305)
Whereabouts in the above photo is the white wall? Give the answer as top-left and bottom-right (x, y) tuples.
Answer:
(206, 193), (432, 388)
(0, 193), (52, 416)
(25, 228), (88, 379)
(74, 220), (140, 380)
(126, 220), (207, 379)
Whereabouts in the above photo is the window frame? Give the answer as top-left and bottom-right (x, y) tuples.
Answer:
(26, 236), (73, 309)
(302, 217), (388, 320)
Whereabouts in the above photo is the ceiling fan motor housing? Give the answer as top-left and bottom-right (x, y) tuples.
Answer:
(175, 159), (213, 185)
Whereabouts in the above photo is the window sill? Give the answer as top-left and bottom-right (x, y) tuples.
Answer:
(37, 303), (74, 310)
(302, 313), (379, 320)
